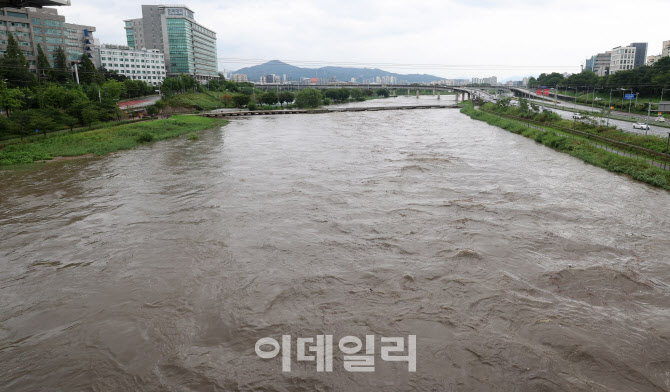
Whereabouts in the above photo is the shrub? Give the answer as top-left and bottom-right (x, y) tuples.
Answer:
(136, 132), (154, 143)
(247, 102), (257, 111)
(187, 132), (199, 141)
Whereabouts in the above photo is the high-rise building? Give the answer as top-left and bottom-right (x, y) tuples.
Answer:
(583, 55), (596, 72)
(93, 43), (166, 85)
(609, 43), (647, 74)
(662, 40), (670, 57)
(593, 52), (611, 76)
(0, 7), (95, 73)
(630, 42), (647, 68)
(124, 5), (217, 81)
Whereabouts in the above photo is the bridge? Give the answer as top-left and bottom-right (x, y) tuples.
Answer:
(255, 83), (472, 101)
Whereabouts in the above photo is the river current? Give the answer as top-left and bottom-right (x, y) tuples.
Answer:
(1, 97), (669, 391)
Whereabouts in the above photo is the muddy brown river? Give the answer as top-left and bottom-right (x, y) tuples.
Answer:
(1, 97), (669, 391)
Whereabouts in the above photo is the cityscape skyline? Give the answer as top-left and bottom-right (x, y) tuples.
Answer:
(53, 0), (668, 80)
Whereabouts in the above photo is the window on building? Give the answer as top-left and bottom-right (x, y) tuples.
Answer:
(43, 19), (61, 27)
(6, 11), (28, 19)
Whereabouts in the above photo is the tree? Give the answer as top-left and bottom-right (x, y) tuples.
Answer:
(0, 79), (24, 117)
(52, 46), (71, 83)
(102, 79), (126, 101)
(78, 53), (103, 85)
(519, 98), (530, 114)
(325, 89), (340, 101)
(61, 113), (78, 131)
(278, 91), (294, 107)
(350, 88), (364, 101)
(36, 44), (52, 82)
(375, 88), (390, 98)
(101, 67), (127, 82)
(231, 93), (250, 108)
(337, 88), (350, 102)
(146, 105), (159, 118)
(9, 110), (34, 140)
(295, 89), (323, 108)
(81, 105), (98, 128)
(260, 91), (278, 106)
(0, 32), (35, 88)
(31, 114), (58, 137)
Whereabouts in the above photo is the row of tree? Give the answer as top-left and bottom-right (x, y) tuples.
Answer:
(528, 57), (670, 97)
(0, 31), (161, 140)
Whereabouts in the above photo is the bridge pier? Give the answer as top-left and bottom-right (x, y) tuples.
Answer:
(437, 91), (440, 100)
(416, 90), (419, 99)
(393, 89), (396, 97)
(432, 89), (435, 96)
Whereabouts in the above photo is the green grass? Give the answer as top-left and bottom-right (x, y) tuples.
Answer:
(488, 103), (670, 155)
(461, 103), (670, 190)
(0, 115), (226, 166)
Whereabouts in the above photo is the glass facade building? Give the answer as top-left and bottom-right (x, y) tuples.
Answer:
(124, 5), (217, 81)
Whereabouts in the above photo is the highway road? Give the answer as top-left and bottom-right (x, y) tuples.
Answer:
(471, 88), (670, 138)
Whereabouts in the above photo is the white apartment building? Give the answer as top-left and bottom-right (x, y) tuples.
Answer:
(93, 43), (166, 85)
(230, 73), (247, 83)
(609, 46), (636, 74)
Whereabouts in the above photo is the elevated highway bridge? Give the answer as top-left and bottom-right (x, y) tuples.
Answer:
(255, 83), (473, 101)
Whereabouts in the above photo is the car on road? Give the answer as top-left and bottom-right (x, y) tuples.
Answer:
(542, 107), (553, 113)
(573, 113), (584, 119)
(654, 116), (666, 122)
(632, 122), (650, 130)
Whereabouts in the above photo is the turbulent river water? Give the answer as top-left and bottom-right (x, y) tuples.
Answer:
(1, 96), (670, 392)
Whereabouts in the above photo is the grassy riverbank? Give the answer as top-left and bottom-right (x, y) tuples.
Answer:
(0, 115), (226, 166)
(461, 103), (670, 190)
(163, 91), (231, 111)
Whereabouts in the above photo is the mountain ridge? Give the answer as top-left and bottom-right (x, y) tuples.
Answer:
(232, 60), (447, 84)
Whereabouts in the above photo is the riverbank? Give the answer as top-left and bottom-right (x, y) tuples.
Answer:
(461, 103), (670, 190)
(0, 115), (226, 166)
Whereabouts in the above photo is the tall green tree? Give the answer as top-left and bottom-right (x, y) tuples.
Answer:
(36, 44), (52, 81)
(0, 32), (35, 88)
(78, 53), (102, 85)
(52, 46), (71, 83)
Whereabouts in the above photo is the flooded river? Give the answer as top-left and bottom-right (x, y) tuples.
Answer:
(1, 97), (669, 391)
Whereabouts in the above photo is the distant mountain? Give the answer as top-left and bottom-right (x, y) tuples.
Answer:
(233, 60), (444, 84)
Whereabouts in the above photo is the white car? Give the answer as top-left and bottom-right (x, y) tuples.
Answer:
(632, 123), (650, 130)
(654, 116), (666, 122)
(573, 113), (584, 119)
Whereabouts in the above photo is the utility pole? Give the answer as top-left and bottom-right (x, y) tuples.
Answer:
(665, 133), (670, 170)
(646, 102), (652, 136)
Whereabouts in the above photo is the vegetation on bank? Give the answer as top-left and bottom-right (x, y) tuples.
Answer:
(528, 57), (670, 115)
(461, 102), (670, 190)
(487, 98), (670, 157)
(0, 115), (225, 166)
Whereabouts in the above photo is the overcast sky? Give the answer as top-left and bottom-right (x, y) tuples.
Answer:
(60, 0), (668, 81)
